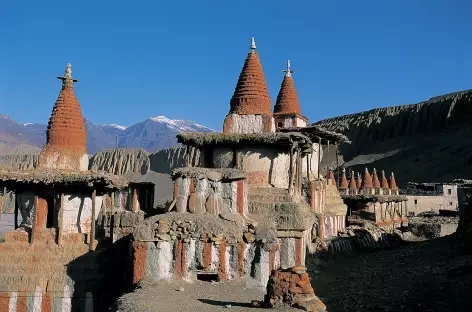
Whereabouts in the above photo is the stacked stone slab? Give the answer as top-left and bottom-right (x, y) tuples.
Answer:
(264, 266), (326, 312)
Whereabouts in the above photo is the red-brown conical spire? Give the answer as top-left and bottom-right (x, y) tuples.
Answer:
(389, 172), (398, 190)
(228, 37), (272, 115)
(328, 168), (336, 186)
(339, 168), (348, 190)
(349, 171), (357, 190)
(372, 168), (381, 188)
(274, 60), (301, 115)
(361, 168), (373, 189)
(356, 172), (362, 189)
(381, 170), (389, 189)
(38, 63), (88, 171)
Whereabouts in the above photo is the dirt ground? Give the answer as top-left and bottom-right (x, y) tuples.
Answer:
(114, 235), (472, 312)
(310, 235), (472, 312)
(113, 278), (298, 312)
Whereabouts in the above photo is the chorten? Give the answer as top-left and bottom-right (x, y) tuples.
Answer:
(381, 170), (389, 189)
(361, 168), (373, 189)
(38, 64), (88, 171)
(274, 60), (307, 129)
(348, 171), (357, 194)
(389, 172), (398, 191)
(328, 169), (336, 186)
(223, 37), (275, 134)
(372, 168), (381, 189)
(339, 168), (349, 191)
(356, 172), (362, 189)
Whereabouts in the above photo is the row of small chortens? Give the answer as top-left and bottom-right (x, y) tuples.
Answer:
(328, 167), (399, 193)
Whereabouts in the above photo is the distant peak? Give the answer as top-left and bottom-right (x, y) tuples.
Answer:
(150, 115), (171, 122)
(101, 123), (127, 130)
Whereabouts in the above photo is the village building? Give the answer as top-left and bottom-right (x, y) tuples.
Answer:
(130, 38), (349, 289)
(403, 182), (459, 216)
(0, 64), (131, 312)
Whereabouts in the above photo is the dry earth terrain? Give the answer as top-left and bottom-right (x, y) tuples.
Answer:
(114, 235), (472, 312)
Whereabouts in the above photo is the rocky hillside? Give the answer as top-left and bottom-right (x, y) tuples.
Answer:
(316, 89), (472, 186)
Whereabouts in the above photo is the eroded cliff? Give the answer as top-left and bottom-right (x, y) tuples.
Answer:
(316, 89), (472, 186)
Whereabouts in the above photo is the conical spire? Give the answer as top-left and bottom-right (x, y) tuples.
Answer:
(361, 168), (373, 189)
(328, 168), (336, 186)
(389, 172), (398, 190)
(274, 60), (302, 115)
(38, 63), (88, 171)
(228, 37), (272, 115)
(339, 168), (348, 190)
(349, 171), (357, 190)
(372, 168), (381, 188)
(356, 172), (362, 189)
(381, 170), (389, 189)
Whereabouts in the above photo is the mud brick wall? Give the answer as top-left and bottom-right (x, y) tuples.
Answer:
(0, 233), (94, 312)
(102, 211), (144, 242)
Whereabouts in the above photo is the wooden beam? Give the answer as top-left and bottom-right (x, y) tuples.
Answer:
(57, 193), (64, 247)
(90, 190), (96, 251)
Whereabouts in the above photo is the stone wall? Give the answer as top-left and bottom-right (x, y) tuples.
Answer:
(102, 211), (145, 242)
(408, 216), (458, 238)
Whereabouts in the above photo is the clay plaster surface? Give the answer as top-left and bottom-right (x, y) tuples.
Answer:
(224, 114), (275, 134)
(62, 194), (103, 234)
(40, 152), (88, 171)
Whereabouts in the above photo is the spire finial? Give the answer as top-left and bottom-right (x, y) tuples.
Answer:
(57, 63), (78, 87)
(250, 37), (256, 51)
(283, 60), (294, 77)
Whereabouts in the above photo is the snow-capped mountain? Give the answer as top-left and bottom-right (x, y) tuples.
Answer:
(117, 116), (214, 152)
(0, 114), (215, 155)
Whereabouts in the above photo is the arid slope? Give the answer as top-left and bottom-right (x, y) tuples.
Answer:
(316, 89), (472, 186)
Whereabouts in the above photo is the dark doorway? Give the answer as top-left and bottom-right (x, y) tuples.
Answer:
(45, 196), (55, 228)
(197, 273), (218, 282)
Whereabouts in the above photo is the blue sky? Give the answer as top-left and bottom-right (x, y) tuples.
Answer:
(0, 0), (470, 130)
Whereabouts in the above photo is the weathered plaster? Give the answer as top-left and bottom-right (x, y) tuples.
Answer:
(62, 194), (103, 234)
